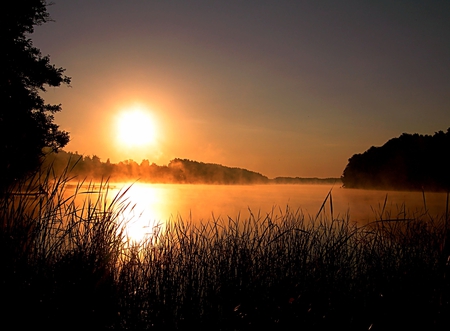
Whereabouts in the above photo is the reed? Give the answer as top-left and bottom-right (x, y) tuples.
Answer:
(1, 166), (449, 330)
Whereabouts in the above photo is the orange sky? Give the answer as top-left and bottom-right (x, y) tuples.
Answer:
(34, 1), (450, 178)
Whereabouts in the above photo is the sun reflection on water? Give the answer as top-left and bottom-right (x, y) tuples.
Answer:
(65, 182), (175, 243)
(105, 183), (172, 242)
(65, 182), (450, 244)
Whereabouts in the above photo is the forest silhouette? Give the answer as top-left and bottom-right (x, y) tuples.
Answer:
(43, 150), (268, 184)
(341, 128), (450, 192)
(42, 149), (339, 185)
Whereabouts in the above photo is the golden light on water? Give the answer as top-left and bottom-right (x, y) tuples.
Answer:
(68, 182), (450, 244)
(107, 183), (171, 243)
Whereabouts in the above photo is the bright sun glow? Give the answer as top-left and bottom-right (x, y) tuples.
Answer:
(116, 106), (157, 147)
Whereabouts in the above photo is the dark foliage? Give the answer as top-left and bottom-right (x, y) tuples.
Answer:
(0, 0), (70, 191)
(341, 128), (450, 191)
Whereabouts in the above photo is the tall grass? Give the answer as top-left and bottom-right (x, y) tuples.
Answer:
(1, 167), (450, 330)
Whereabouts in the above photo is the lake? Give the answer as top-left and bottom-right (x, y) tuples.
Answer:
(68, 182), (449, 240)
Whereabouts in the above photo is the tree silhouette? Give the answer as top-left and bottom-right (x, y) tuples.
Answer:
(1, 1), (70, 190)
(341, 129), (450, 191)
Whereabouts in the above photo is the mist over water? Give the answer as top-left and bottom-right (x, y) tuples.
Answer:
(68, 183), (449, 233)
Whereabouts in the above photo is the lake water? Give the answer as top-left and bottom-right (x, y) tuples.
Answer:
(68, 182), (449, 240)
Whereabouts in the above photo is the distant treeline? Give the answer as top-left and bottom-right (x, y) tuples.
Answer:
(272, 177), (341, 185)
(41, 151), (267, 184)
(341, 128), (450, 191)
(41, 150), (340, 185)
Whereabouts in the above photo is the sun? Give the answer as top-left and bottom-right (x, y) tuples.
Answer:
(116, 106), (157, 147)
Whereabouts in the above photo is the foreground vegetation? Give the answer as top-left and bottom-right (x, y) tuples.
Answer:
(1, 170), (450, 330)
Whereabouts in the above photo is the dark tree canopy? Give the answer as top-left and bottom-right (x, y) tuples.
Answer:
(341, 128), (450, 191)
(0, 0), (70, 190)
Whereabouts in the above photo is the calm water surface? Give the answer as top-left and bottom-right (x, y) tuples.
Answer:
(68, 183), (449, 239)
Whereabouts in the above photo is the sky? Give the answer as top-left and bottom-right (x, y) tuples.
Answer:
(32, 0), (450, 178)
